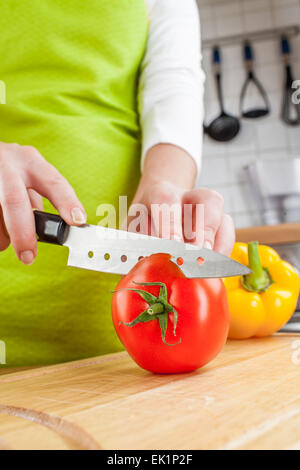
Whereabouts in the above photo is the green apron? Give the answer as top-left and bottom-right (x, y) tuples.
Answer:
(0, 0), (148, 366)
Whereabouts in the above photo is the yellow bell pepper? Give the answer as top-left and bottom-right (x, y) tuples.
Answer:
(224, 242), (300, 339)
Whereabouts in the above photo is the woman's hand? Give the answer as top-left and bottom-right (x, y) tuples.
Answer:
(0, 142), (86, 265)
(129, 144), (235, 257)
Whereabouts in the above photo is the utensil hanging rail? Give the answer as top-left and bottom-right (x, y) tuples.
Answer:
(203, 25), (300, 49)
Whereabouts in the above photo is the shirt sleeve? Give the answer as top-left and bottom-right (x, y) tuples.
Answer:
(139, 0), (205, 174)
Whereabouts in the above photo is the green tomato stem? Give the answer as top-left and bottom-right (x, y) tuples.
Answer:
(114, 281), (181, 346)
(147, 302), (165, 315)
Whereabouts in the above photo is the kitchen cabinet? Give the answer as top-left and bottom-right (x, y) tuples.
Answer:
(0, 335), (299, 450)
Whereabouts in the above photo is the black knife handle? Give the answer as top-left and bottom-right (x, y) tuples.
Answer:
(34, 211), (69, 245)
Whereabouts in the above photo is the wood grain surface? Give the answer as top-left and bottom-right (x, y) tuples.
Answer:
(236, 223), (300, 245)
(0, 334), (300, 450)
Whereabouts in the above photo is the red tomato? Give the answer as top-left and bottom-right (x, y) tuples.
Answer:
(112, 253), (229, 374)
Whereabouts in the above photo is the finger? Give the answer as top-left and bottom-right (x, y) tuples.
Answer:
(0, 206), (10, 251)
(182, 202), (203, 245)
(214, 214), (235, 256)
(0, 167), (37, 264)
(126, 205), (152, 236)
(183, 188), (224, 249)
(23, 149), (86, 226)
(28, 189), (44, 211)
(143, 183), (184, 241)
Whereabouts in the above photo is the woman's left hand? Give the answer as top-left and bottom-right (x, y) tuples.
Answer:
(127, 145), (235, 257)
(129, 180), (235, 257)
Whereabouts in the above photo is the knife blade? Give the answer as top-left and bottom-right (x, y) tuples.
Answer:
(34, 211), (251, 278)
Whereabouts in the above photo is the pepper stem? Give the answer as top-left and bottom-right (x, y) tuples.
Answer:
(242, 241), (273, 293)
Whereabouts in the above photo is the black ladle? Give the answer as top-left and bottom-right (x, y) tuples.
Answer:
(204, 46), (240, 142)
(240, 41), (270, 119)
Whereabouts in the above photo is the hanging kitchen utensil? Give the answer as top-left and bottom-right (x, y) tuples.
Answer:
(281, 35), (300, 126)
(205, 46), (240, 142)
(240, 41), (270, 119)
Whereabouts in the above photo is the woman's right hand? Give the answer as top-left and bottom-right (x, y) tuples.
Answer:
(0, 142), (86, 265)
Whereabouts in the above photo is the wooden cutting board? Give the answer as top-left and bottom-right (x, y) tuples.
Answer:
(0, 334), (300, 450)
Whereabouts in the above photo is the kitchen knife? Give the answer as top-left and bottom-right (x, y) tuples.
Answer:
(34, 211), (251, 278)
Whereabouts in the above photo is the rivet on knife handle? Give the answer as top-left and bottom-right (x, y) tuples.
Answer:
(34, 210), (69, 245)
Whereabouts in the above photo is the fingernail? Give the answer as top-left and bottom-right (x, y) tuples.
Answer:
(204, 240), (213, 250)
(20, 250), (34, 266)
(71, 208), (86, 225)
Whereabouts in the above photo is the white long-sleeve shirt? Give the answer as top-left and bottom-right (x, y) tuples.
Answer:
(140, 0), (204, 173)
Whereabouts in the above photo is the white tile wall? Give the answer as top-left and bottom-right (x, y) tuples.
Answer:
(197, 0), (300, 227)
